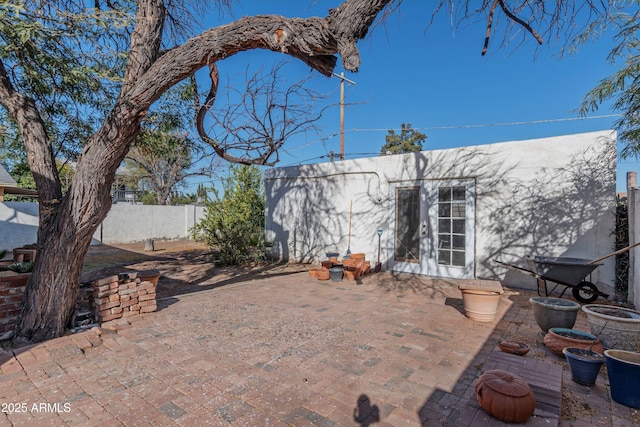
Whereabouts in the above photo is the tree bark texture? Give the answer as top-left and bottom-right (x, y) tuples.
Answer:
(2, 0), (392, 343)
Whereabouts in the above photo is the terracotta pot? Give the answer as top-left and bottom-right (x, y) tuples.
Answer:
(137, 269), (161, 287)
(342, 259), (359, 268)
(316, 269), (330, 280)
(529, 297), (580, 332)
(308, 269), (320, 278)
(544, 327), (604, 357)
(460, 288), (502, 322)
(475, 369), (536, 423)
(344, 268), (362, 281)
(362, 261), (371, 275)
(321, 261), (333, 270)
(350, 253), (366, 262)
(582, 304), (640, 351)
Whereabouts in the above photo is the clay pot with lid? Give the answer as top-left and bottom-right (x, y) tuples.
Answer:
(475, 369), (536, 423)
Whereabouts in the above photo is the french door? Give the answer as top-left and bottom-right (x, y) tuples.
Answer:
(390, 180), (475, 278)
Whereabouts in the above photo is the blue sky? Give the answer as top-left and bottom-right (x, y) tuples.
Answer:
(188, 1), (634, 193)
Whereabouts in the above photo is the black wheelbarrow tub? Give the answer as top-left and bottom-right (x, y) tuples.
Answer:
(526, 256), (602, 287)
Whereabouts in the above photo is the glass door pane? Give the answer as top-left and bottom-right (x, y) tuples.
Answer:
(395, 187), (420, 262)
(437, 186), (466, 267)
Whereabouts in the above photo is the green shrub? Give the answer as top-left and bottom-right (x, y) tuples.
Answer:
(193, 165), (266, 265)
(7, 261), (34, 273)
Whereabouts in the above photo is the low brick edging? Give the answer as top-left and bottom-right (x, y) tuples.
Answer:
(0, 270), (159, 335)
(0, 271), (29, 335)
(92, 273), (158, 322)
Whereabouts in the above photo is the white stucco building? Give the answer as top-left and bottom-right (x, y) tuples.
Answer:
(264, 131), (617, 290)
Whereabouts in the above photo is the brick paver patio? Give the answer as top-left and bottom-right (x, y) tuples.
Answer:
(1, 271), (639, 426)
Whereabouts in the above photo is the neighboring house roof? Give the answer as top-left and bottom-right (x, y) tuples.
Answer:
(0, 163), (38, 198)
(0, 163), (17, 187)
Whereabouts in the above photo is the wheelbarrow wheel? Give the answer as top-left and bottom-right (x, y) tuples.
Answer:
(572, 281), (599, 303)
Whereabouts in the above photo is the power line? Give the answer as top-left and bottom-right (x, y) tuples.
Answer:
(284, 132), (339, 153)
(347, 114), (621, 133)
(195, 114), (621, 169)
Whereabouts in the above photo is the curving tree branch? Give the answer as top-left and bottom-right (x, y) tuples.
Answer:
(195, 62), (329, 166)
(482, 0), (544, 56)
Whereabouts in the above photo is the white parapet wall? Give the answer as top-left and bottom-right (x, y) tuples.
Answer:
(265, 131), (617, 289)
(0, 202), (206, 251)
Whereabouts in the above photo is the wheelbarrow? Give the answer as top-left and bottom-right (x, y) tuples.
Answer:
(495, 242), (640, 303)
(495, 257), (607, 303)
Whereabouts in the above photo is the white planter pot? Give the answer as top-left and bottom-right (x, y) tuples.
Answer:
(582, 304), (640, 352)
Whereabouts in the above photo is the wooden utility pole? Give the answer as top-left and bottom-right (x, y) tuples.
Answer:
(334, 72), (356, 161)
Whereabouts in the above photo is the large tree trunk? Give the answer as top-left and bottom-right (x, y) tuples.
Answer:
(4, 0), (392, 344)
(12, 0), (166, 344)
(14, 108), (142, 343)
(15, 209), (98, 343)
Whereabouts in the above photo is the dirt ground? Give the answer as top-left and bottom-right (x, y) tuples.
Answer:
(82, 239), (308, 299)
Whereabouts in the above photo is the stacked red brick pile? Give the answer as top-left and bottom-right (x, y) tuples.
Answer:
(0, 272), (29, 335)
(92, 274), (157, 322)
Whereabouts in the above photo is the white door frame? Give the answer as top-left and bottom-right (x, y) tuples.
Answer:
(389, 179), (476, 278)
(389, 182), (429, 274)
(427, 179), (476, 279)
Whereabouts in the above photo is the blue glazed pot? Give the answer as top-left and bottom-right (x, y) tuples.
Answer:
(563, 347), (604, 386)
(605, 349), (640, 409)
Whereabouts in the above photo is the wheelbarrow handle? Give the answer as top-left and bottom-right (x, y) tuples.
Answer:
(589, 241), (640, 264)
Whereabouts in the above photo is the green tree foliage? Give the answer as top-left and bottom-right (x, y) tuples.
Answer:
(125, 132), (200, 204)
(123, 83), (215, 205)
(193, 165), (265, 265)
(379, 123), (427, 155)
(580, 9), (640, 158)
(169, 191), (197, 205)
(0, 2), (128, 162)
(196, 183), (208, 202)
(2, 160), (74, 201)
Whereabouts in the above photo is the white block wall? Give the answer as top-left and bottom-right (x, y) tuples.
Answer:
(0, 203), (206, 252)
